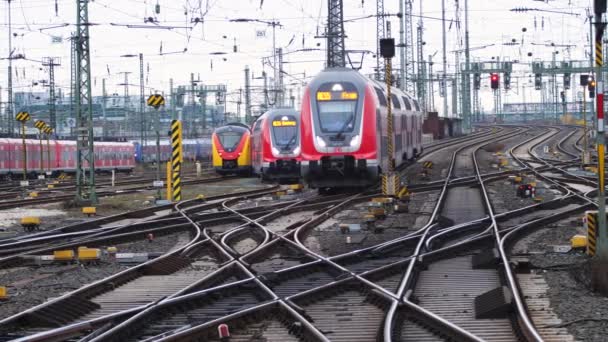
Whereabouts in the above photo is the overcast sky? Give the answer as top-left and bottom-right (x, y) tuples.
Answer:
(0, 0), (596, 115)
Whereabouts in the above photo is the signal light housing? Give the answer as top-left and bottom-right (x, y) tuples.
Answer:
(490, 73), (499, 90)
(589, 79), (596, 98)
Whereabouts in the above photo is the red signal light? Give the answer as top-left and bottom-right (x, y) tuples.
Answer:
(490, 73), (500, 90)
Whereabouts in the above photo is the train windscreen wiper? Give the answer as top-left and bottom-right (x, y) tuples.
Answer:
(334, 114), (354, 140)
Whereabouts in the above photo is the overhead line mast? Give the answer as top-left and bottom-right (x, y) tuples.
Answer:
(74, 0), (97, 204)
(326, 0), (346, 68)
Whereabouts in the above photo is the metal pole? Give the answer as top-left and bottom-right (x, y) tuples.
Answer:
(272, 22), (278, 96)
(39, 133), (43, 173)
(553, 52), (559, 125)
(46, 134), (50, 172)
(245, 66), (252, 123)
(463, 0), (471, 132)
(386, 58), (394, 172)
(591, 17), (597, 129)
(101, 78), (107, 138)
(21, 122), (26, 180)
(399, 0), (405, 89)
(156, 108), (161, 199)
(169, 78), (175, 120)
(584, 86), (589, 166)
(6, 0), (14, 137)
(593, 7), (608, 290)
(139, 53), (145, 147)
(441, 0), (448, 118)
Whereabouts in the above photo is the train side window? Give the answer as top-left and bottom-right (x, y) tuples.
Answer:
(413, 100), (420, 111)
(402, 96), (412, 110)
(391, 94), (401, 109)
(374, 87), (388, 107)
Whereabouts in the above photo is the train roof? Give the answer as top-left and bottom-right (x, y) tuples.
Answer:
(213, 123), (250, 134)
(311, 67), (422, 113)
(255, 108), (300, 122)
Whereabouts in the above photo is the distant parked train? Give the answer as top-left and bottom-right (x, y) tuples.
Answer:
(251, 109), (301, 182)
(211, 123), (252, 175)
(300, 67), (423, 188)
(0, 138), (134, 177)
(132, 138), (211, 163)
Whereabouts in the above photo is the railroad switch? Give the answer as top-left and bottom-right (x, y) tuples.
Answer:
(571, 234), (588, 249)
(0, 286), (6, 300)
(29, 191), (38, 198)
(288, 184), (304, 192)
(364, 214), (376, 230)
(47, 184), (55, 189)
(420, 169), (431, 181)
(53, 250), (75, 262)
(397, 187), (410, 202)
(510, 175), (523, 184)
(394, 203), (409, 213)
(369, 208), (386, 220)
(20, 217), (40, 232)
(78, 248), (101, 263)
(196, 194), (206, 200)
(82, 207), (96, 217)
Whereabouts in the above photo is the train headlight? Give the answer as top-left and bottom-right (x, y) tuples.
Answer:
(293, 146), (301, 155)
(316, 136), (327, 148)
(349, 135), (361, 147)
(272, 147), (280, 155)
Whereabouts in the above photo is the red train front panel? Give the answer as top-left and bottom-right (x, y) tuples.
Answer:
(251, 109), (301, 182)
(300, 68), (423, 188)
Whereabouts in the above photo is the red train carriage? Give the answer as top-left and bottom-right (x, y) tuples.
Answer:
(0, 138), (134, 177)
(300, 68), (424, 188)
(251, 109), (301, 182)
(211, 123), (252, 175)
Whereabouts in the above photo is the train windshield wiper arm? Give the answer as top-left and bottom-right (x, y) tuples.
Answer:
(282, 135), (297, 150)
(335, 115), (354, 139)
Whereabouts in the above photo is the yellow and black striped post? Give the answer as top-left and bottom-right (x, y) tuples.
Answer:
(15, 111), (31, 180)
(594, 14), (608, 263)
(35, 120), (47, 173)
(587, 211), (598, 256)
(170, 120), (183, 201)
(44, 126), (53, 172)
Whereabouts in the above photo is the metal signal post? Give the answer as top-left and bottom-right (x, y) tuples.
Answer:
(592, 0), (608, 294)
(147, 94), (165, 200)
(15, 111), (30, 180)
(34, 120), (47, 173)
(44, 126), (53, 172)
(380, 38), (399, 196)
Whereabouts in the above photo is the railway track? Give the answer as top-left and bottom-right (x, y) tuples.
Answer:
(2, 125), (597, 342)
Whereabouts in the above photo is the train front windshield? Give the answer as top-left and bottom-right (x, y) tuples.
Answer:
(317, 101), (356, 134)
(315, 82), (359, 135)
(217, 131), (244, 151)
(271, 117), (298, 150)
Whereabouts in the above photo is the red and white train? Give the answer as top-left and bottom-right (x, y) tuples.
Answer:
(0, 138), (135, 177)
(300, 67), (424, 188)
(251, 109), (301, 182)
